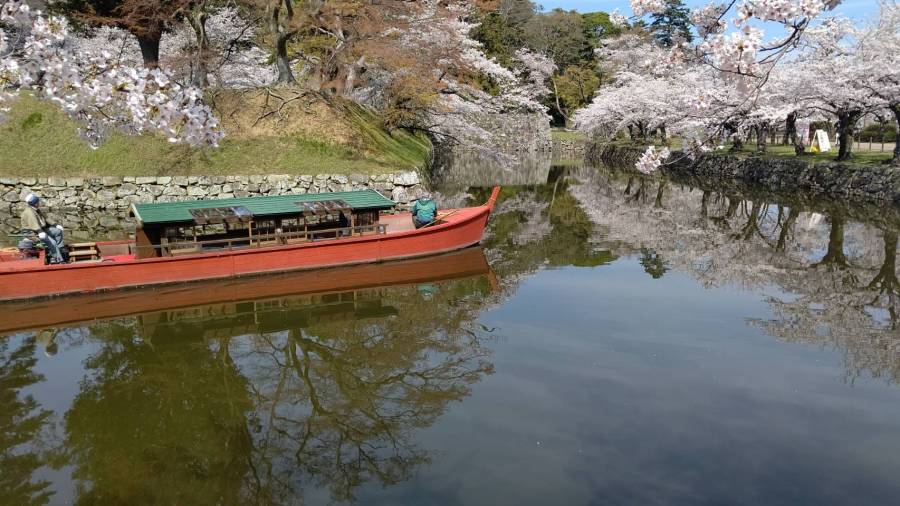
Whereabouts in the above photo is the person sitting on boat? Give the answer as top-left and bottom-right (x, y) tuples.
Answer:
(20, 193), (66, 264)
(411, 193), (437, 229)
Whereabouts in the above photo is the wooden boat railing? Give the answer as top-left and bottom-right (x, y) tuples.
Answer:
(142, 223), (389, 257)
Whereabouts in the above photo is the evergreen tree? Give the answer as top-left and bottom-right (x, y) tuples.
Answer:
(649, 0), (693, 47)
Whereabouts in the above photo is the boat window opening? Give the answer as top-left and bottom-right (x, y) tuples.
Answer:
(355, 211), (378, 227)
(253, 219), (278, 235)
(304, 213), (341, 227)
(204, 223), (227, 235)
(226, 221), (249, 232)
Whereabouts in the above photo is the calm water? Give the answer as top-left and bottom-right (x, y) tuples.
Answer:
(3, 161), (900, 505)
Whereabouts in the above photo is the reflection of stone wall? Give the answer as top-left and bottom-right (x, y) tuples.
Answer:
(431, 150), (552, 190)
(551, 139), (587, 158)
(592, 144), (900, 203)
(0, 171), (427, 213)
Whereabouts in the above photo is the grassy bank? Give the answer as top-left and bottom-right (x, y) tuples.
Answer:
(551, 129), (588, 142)
(0, 93), (431, 177)
(743, 144), (894, 166)
(602, 138), (894, 166)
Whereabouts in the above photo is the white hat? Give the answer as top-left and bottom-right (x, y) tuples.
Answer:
(25, 193), (39, 206)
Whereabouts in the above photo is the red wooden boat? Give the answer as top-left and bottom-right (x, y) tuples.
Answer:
(0, 246), (496, 335)
(0, 186), (500, 301)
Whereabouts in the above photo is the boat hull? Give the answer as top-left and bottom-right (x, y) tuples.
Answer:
(0, 246), (495, 335)
(0, 199), (495, 302)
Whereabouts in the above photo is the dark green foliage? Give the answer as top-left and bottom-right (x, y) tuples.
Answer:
(858, 123), (898, 142)
(472, 166), (618, 271)
(649, 0), (693, 47)
(581, 11), (622, 47)
(470, 3), (536, 65)
(640, 248), (669, 279)
(523, 9), (593, 69)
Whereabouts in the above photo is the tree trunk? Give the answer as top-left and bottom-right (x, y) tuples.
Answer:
(188, 8), (210, 88)
(271, 0), (297, 85)
(654, 180), (667, 208)
(700, 190), (710, 220)
(836, 109), (863, 161)
(868, 230), (899, 297)
(783, 112), (795, 145)
(341, 56), (365, 98)
(815, 214), (849, 269)
(755, 124), (768, 153)
(776, 206), (800, 252)
(891, 103), (900, 164)
(551, 76), (569, 127)
(135, 32), (162, 69)
(275, 32), (296, 84)
(786, 112), (805, 155)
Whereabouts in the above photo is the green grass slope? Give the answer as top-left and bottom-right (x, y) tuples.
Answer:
(0, 94), (431, 177)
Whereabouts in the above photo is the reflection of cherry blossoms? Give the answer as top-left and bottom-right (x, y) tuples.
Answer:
(569, 164), (900, 383)
(0, 1), (223, 148)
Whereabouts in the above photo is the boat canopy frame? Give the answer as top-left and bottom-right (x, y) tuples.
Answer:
(130, 189), (396, 228)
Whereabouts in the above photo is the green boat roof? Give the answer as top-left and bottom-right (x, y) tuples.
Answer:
(131, 189), (395, 225)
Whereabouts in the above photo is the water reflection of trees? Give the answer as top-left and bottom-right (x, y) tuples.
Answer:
(0, 338), (53, 506)
(467, 167), (617, 282)
(60, 276), (496, 504)
(571, 166), (900, 384)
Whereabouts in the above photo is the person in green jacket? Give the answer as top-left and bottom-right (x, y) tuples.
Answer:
(411, 193), (437, 229)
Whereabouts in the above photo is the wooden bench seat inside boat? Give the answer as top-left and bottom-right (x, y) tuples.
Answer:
(69, 242), (99, 262)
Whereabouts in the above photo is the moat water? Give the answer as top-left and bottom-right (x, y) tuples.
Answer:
(3, 157), (900, 505)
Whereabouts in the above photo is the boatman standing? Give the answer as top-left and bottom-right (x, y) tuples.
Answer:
(411, 193), (437, 229)
(20, 193), (66, 264)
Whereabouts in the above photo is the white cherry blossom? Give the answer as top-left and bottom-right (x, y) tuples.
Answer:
(0, 0), (224, 147)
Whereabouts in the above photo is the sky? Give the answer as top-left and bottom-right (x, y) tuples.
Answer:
(539, 0), (882, 22)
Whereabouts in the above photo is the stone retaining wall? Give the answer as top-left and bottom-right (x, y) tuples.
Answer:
(434, 113), (552, 155)
(592, 143), (900, 203)
(552, 138), (587, 158)
(0, 171), (427, 213)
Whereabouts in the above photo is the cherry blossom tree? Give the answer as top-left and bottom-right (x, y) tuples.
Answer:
(629, 0), (843, 86)
(579, 1), (900, 170)
(582, 0), (849, 170)
(849, 1), (900, 163)
(0, 0), (224, 147)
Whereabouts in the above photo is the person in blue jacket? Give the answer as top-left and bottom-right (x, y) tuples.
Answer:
(411, 193), (437, 229)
